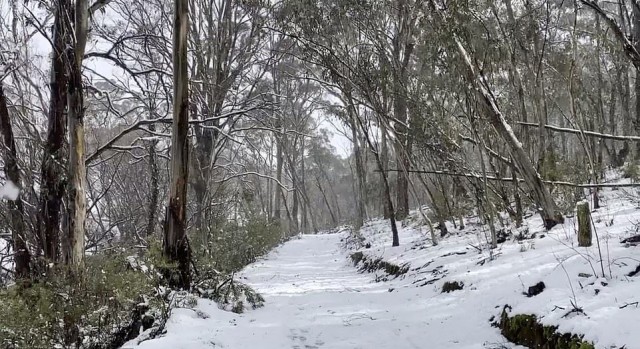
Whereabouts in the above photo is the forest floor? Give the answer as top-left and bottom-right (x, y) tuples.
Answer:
(124, 175), (640, 349)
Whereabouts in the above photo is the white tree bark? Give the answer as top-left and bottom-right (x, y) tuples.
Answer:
(65, 0), (89, 266)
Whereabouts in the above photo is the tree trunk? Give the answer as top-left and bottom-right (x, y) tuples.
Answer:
(274, 135), (284, 221)
(635, 4), (640, 157)
(316, 175), (338, 226)
(380, 121), (391, 219)
(38, 0), (71, 263)
(392, 1), (414, 221)
(0, 83), (30, 279)
(193, 110), (213, 238)
(146, 122), (159, 237)
(512, 165), (523, 227)
(393, 80), (410, 221)
(289, 151), (299, 234)
(349, 107), (366, 230)
(380, 159), (399, 246)
(619, 1), (632, 164)
(352, 108), (400, 246)
(478, 134), (497, 249)
(301, 138), (308, 233)
(502, 0), (531, 158)
(577, 201), (592, 247)
(64, 0), (89, 267)
(163, 0), (191, 290)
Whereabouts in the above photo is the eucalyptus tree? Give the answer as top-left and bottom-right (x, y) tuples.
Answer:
(163, 0), (191, 289)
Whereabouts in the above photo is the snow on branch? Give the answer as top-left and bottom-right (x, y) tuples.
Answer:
(85, 107), (262, 165)
(517, 122), (640, 142)
(381, 169), (640, 188)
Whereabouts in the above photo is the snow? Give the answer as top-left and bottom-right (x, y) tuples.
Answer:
(124, 175), (640, 349)
(0, 181), (20, 201)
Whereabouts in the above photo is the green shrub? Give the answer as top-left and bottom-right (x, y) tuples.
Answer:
(193, 215), (283, 273)
(0, 250), (163, 349)
(498, 308), (594, 349)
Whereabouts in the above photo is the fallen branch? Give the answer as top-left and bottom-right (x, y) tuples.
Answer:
(517, 121), (640, 142)
(379, 169), (640, 188)
(619, 302), (638, 309)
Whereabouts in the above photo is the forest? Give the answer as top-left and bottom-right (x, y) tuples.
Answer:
(1, 0), (640, 348)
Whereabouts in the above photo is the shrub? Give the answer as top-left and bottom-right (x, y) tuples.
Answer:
(193, 215), (284, 273)
(0, 250), (163, 349)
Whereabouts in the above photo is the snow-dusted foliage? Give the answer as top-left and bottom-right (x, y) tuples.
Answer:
(193, 269), (265, 313)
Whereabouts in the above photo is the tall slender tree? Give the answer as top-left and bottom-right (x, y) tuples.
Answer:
(163, 0), (191, 289)
(38, 0), (72, 263)
(64, 0), (90, 266)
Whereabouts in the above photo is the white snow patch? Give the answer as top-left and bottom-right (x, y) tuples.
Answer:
(0, 181), (20, 201)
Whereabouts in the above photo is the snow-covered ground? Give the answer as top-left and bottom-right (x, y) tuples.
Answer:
(124, 179), (640, 349)
(127, 232), (515, 348)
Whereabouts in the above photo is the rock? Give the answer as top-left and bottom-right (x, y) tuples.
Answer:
(496, 229), (511, 244)
(627, 264), (640, 277)
(578, 273), (593, 278)
(142, 314), (155, 330)
(441, 281), (464, 293)
(621, 234), (640, 246)
(350, 252), (364, 265)
(525, 281), (545, 297)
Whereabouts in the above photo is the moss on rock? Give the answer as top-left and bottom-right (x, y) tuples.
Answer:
(498, 306), (594, 349)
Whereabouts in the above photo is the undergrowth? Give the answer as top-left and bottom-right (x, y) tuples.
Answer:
(0, 250), (162, 349)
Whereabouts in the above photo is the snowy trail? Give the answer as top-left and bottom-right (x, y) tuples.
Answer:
(131, 232), (511, 349)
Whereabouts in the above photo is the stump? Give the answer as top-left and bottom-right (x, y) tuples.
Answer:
(577, 201), (592, 247)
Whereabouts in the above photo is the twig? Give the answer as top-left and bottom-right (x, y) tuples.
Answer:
(619, 302), (638, 309)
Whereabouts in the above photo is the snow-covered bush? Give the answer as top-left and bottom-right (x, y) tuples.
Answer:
(192, 269), (264, 313)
